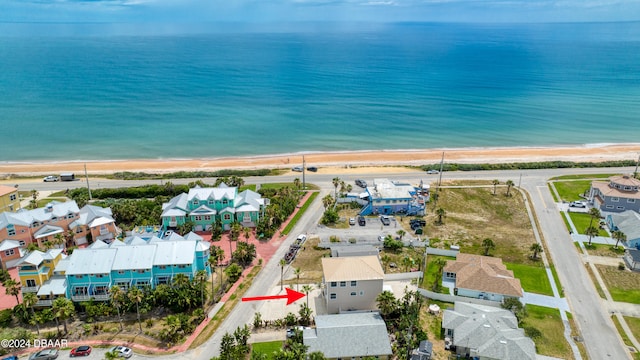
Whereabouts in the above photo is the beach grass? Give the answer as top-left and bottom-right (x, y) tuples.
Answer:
(505, 262), (553, 295)
(251, 341), (283, 359)
(595, 264), (640, 304)
(611, 316), (640, 359)
(583, 243), (625, 257)
(551, 180), (592, 202)
(524, 304), (572, 359)
(567, 212), (608, 236)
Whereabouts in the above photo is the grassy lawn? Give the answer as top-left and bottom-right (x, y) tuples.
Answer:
(548, 183), (560, 202)
(612, 316), (640, 359)
(583, 243), (626, 257)
(281, 191), (319, 235)
(425, 185), (537, 265)
(550, 180), (591, 202)
(567, 212), (608, 236)
(251, 341), (283, 359)
(549, 265), (563, 296)
(260, 182), (319, 191)
(560, 212), (572, 234)
(420, 255), (455, 293)
(585, 264), (606, 299)
(505, 262), (553, 296)
(551, 174), (616, 181)
(524, 305), (572, 359)
(596, 265), (640, 304)
(286, 237), (330, 285)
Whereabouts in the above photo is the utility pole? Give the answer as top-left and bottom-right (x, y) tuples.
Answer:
(84, 163), (92, 201)
(302, 155), (306, 190)
(518, 173), (522, 188)
(634, 154), (640, 179)
(433, 152), (445, 211)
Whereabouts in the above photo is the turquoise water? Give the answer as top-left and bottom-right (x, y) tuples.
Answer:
(1, 22), (639, 161)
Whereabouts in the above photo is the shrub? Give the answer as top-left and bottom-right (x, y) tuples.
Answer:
(329, 235), (340, 243)
(619, 262), (627, 271)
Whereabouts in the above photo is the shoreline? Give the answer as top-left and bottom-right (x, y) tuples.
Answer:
(1, 143), (639, 177)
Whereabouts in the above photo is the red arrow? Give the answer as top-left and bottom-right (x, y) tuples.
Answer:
(242, 288), (305, 305)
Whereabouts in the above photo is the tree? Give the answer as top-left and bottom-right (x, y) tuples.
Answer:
(127, 287), (144, 333)
(376, 290), (398, 318)
(298, 302), (313, 326)
(30, 190), (39, 209)
(530, 243), (543, 260)
(588, 208), (601, 229)
(332, 177), (340, 201)
(52, 297), (74, 334)
(293, 178), (301, 190)
(53, 233), (65, 249)
(293, 267), (302, 291)
(225, 263), (243, 283)
(321, 194), (334, 210)
(243, 227), (252, 244)
(4, 279), (20, 304)
(613, 230), (627, 249)
(505, 180), (515, 196)
(502, 297), (527, 324)
(195, 270), (208, 312)
(280, 258), (287, 291)
(301, 284), (313, 307)
(435, 207), (446, 225)
(585, 226), (600, 246)
(381, 254), (391, 273)
(432, 257), (447, 292)
(177, 220), (194, 236)
(402, 256), (414, 272)
(22, 292), (39, 335)
(209, 245), (225, 301)
(229, 222), (241, 254)
(232, 241), (257, 267)
(492, 179), (499, 195)
(396, 229), (406, 241)
(482, 238), (496, 256)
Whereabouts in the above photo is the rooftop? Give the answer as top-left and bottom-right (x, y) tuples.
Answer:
(322, 255), (384, 282)
(444, 253), (522, 297)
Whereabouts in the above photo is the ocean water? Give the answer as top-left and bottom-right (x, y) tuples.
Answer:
(1, 22), (639, 162)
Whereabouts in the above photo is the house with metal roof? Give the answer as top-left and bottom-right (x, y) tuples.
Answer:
(69, 204), (119, 245)
(16, 248), (66, 295)
(303, 312), (393, 359)
(442, 302), (536, 360)
(161, 184), (266, 232)
(607, 210), (640, 249)
(360, 178), (427, 216)
(0, 239), (25, 269)
(590, 174), (640, 213)
(0, 184), (20, 213)
(624, 249), (640, 272)
(443, 253), (523, 302)
(322, 255), (384, 314)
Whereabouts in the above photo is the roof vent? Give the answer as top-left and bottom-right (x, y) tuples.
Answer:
(500, 340), (507, 344)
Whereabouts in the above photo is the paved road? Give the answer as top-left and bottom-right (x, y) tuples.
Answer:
(7, 165), (638, 359)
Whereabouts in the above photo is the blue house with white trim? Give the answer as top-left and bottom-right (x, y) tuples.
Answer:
(360, 179), (427, 216)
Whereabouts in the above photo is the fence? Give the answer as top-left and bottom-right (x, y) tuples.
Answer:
(417, 288), (502, 308)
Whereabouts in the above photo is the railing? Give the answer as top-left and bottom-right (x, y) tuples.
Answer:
(99, 228), (110, 235)
(72, 294), (110, 302)
(169, 221), (177, 227)
(36, 299), (53, 307)
(21, 286), (40, 292)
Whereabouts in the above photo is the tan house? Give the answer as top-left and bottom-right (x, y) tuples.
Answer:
(0, 239), (26, 269)
(443, 253), (523, 302)
(0, 185), (20, 213)
(322, 255), (384, 314)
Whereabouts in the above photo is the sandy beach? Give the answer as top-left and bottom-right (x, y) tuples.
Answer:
(1, 144), (639, 177)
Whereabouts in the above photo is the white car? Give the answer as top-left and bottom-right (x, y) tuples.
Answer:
(291, 166), (303, 172)
(296, 234), (307, 242)
(569, 201), (587, 208)
(349, 218), (356, 225)
(43, 175), (59, 182)
(108, 346), (132, 359)
(426, 169), (439, 174)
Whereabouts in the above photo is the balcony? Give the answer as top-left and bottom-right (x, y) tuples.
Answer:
(36, 299), (53, 307)
(71, 294), (110, 302)
(169, 221), (177, 227)
(99, 228), (110, 235)
(22, 286), (40, 293)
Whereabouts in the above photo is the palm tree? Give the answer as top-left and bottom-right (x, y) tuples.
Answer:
(380, 254), (391, 273)
(195, 270), (208, 311)
(321, 194), (334, 210)
(492, 179), (499, 195)
(376, 290), (398, 317)
(585, 226), (600, 246)
(612, 230), (627, 249)
(279, 258), (287, 291)
(243, 227), (252, 244)
(210, 245), (225, 301)
(22, 292), (39, 334)
(53, 233), (65, 249)
(482, 238), (496, 256)
(109, 285), (125, 331)
(127, 287), (144, 333)
(396, 229), (406, 241)
(588, 208), (601, 229)
(52, 297), (74, 334)
(4, 279), (20, 304)
(332, 177), (340, 200)
(293, 178), (301, 190)
(30, 190), (39, 209)
(530, 243), (544, 260)
(293, 267), (301, 291)
(301, 284), (313, 307)
(229, 222), (241, 254)
(436, 207), (446, 225)
(505, 180), (515, 196)
(402, 256), (414, 272)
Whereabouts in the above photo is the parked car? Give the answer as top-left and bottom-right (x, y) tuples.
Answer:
(569, 201), (587, 208)
(349, 217), (356, 225)
(3, 356), (18, 360)
(291, 166), (303, 172)
(306, 166), (318, 172)
(355, 179), (367, 188)
(358, 216), (366, 226)
(380, 216), (391, 226)
(108, 346), (132, 359)
(296, 234), (307, 243)
(43, 175), (59, 182)
(29, 349), (58, 360)
(70, 346), (92, 357)
(426, 169), (439, 174)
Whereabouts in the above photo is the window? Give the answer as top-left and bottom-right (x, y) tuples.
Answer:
(26, 279), (36, 287)
(625, 186), (632, 191)
(340, 281), (346, 287)
(4, 249), (14, 256)
(156, 276), (170, 285)
(178, 264), (187, 269)
(612, 197), (620, 202)
(208, 200), (214, 205)
(628, 199), (636, 203)
(51, 216), (58, 222)
(94, 285), (108, 295)
(137, 269), (147, 273)
(330, 282), (337, 287)
(606, 205), (614, 209)
(19, 240), (25, 246)
(7, 228), (15, 236)
(158, 265), (167, 270)
(223, 214), (231, 220)
(193, 200), (200, 206)
(75, 275), (83, 279)
(617, 206), (625, 210)
(76, 227), (83, 233)
(350, 281), (357, 287)
(204, 215), (212, 221)
(96, 274), (105, 278)
(350, 292), (357, 296)
(222, 199), (228, 205)
(115, 281), (130, 290)
(117, 270), (125, 275)
(73, 287), (88, 296)
(194, 215), (202, 221)
(9, 194), (16, 201)
(360, 291), (364, 296)
(330, 293), (337, 300)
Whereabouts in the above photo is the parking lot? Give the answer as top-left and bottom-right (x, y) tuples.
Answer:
(309, 215), (422, 245)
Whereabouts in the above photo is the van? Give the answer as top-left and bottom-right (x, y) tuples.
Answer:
(60, 173), (75, 181)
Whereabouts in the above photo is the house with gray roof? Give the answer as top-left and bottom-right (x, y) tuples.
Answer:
(303, 312), (393, 359)
(607, 210), (640, 249)
(590, 174), (640, 213)
(442, 302), (536, 360)
(624, 249), (640, 272)
(161, 184), (266, 232)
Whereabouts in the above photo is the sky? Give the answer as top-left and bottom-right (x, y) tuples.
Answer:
(2, 0), (640, 34)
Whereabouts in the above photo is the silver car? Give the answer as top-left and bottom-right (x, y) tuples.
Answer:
(29, 349), (58, 360)
(108, 346), (133, 358)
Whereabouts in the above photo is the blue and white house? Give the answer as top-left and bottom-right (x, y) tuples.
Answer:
(46, 232), (211, 303)
(360, 178), (427, 216)
(607, 210), (640, 249)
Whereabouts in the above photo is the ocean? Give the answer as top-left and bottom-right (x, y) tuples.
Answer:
(1, 22), (639, 162)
